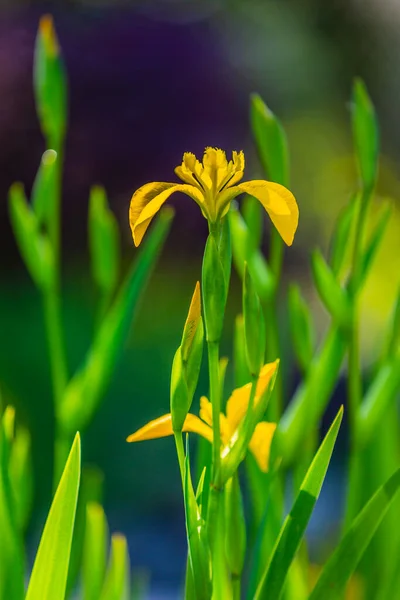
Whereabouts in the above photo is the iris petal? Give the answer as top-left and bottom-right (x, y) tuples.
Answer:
(236, 180), (298, 246)
(129, 181), (203, 246)
(127, 413), (213, 443)
(248, 421), (277, 472)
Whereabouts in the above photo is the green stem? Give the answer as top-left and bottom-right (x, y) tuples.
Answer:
(208, 340), (221, 487)
(43, 142), (69, 487)
(232, 576), (241, 600)
(265, 228), (284, 420)
(174, 431), (186, 486)
(43, 289), (68, 409)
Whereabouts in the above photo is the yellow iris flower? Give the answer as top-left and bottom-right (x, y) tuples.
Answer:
(127, 361), (278, 472)
(129, 147), (298, 247)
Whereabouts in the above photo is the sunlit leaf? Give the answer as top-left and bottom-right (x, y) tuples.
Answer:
(255, 407), (343, 599)
(26, 433), (81, 600)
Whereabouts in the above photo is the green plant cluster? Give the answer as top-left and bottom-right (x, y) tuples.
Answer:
(1, 15), (400, 600)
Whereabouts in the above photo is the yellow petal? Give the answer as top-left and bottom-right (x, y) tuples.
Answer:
(129, 181), (204, 246)
(181, 281), (201, 361)
(183, 413), (214, 442)
(226, 361), (279, 432)
(249, 421), (277, 472)
(175, 152), (204, 189)
(126, 413), (174, 442)
(237, 180), (299, 246)
(199, 396), (230, 444)
(127, 412), (213, 443)
(202, 147), (230, 189)
(199, 396), (213, 427)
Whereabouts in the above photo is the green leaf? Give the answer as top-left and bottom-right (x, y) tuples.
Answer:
(311, 249), (351, 329)
(59, 207), (173, 434)
(352, 79), (379, 191)
(356, 202), (391, 290)
(183, 442), (212, 600)
(233, 314), (251, 388)
(255, 407), (343, 600)
(277, 325), (346, 467)
(9, 422), (33, 532)
(243, 263), (266, 377)
(82, 503), (108, 600)
(34, 16), (67, 148)
(225, 474), (246, 578)
(357, 354), (400, 448)
(0, 408), (25, 600)
(99, 534), (130, 600)
(287, 285), (314, 373)
(171, 282), (204, 432)
(202, 233), (227, 343)
(31, 149), (58, 228)
(89, 186), (120, 297)
(250, 93), (289, 186)
(26, 433), (81, 600)
(242, 195), (263, 253)
(309, 467), (400, 600)
(229, 206), (275, 302)
(381, 289), (400, 360)
(67, 466), (104, 594)
(9, 183), (55, 291)
(329, 196), (357, 277)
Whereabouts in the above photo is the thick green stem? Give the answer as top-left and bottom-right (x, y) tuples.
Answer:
(42, 143), (69, 487)
(43, 289), (68, 409)
(232, 577), (241, 600)
(174, 431), (186, 486)
(208, 340), (221, 487)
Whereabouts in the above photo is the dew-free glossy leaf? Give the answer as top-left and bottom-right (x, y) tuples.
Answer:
(287, 285), (314, 373)
(277, 325), (346, 467)
(82, 503), (108, 600)
(309, 467), (400, 600)
(0, 408), (24, 600)
(26, 433), (81, 600)
(352, 79), (378, 191)
(311, 249), (351, 329)
(255, 407), (343, 600)
(99, 534), (130, 600)
(59, 207), (173, 433)
(250, 94), (289, 186)
(89, 186), (120, 297)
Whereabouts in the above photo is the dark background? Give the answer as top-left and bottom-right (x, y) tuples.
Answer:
(1, 0), (400, 595)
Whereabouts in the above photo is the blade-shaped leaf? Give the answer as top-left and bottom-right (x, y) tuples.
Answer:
(59, 207), (173, 433)
(229, 206), (275, 302)
(311, 249), (351, 329)
(82, 502), (108, 600)
(287, 285), (314, 373)
(254, 407), (343, 600)
(99, 534), (130, 600)
(89, 186), (120, 298)
(0, 408), (25, 600)
(329, 195), (357, 277)
(352, 79), (378, 191)
(309, 467), (400, 600)
(277, 325), (346, 467)
(250, 93), (289, 186)
(183, 441), (212, 600)
(26, 433), (81, 600)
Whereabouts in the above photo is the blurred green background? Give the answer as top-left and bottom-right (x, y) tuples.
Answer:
(1, 0), (400, 593)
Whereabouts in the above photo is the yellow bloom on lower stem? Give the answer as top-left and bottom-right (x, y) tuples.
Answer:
(127, 361), (278, 472)
(129, 147), (298, 246)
